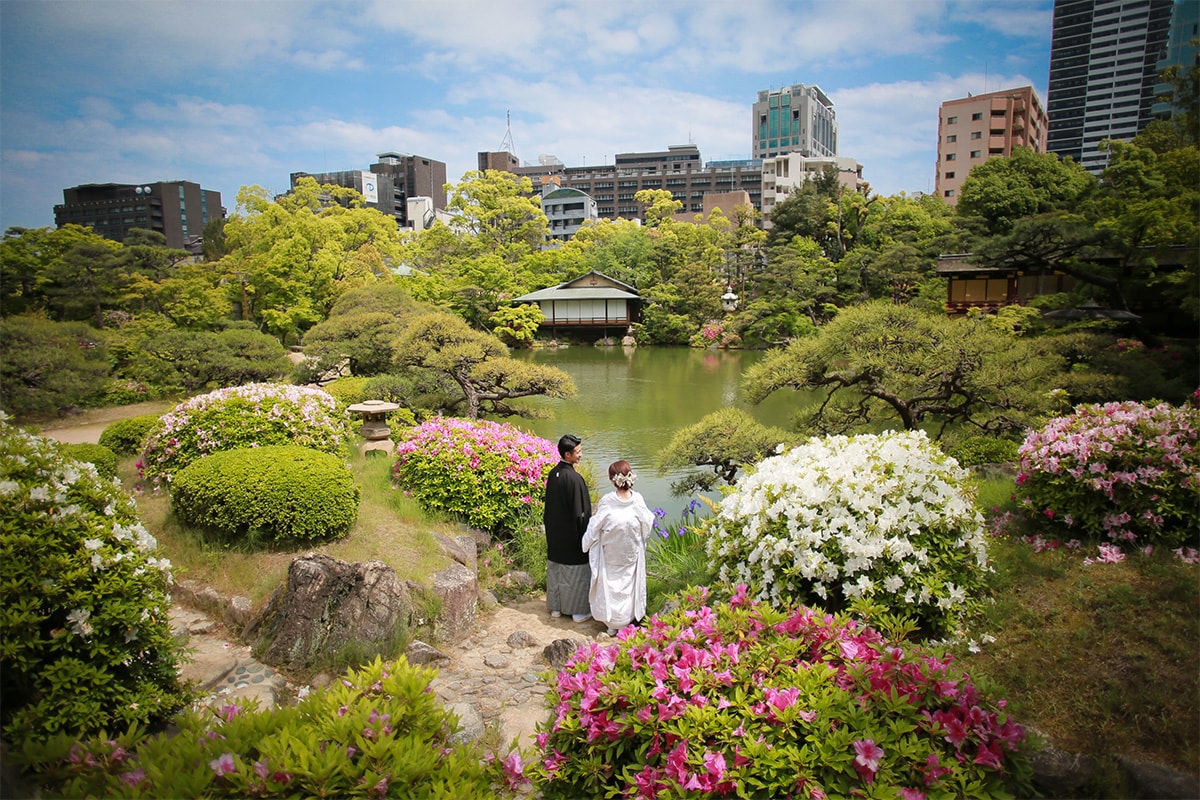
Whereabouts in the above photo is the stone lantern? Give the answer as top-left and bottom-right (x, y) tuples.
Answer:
(346, 400), (400, 457)
(721, 289), (739, 312)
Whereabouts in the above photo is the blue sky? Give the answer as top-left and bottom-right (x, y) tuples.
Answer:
(0, 0), (1053, 232)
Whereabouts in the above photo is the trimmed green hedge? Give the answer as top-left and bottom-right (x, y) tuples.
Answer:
(98, 414), (161, 456)
(171, 446), (360, 543)
(946, 435), (1020, 467)
(58, 442), (118, 480)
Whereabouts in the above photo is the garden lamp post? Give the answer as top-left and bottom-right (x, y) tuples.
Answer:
(346, 400), (400, 457)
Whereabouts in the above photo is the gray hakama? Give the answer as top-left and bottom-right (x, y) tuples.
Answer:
(546, 561), (592, 616)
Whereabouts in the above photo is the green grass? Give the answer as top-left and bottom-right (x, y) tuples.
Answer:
(125, 449), (459, 606)
(952, 477), (1199, 796)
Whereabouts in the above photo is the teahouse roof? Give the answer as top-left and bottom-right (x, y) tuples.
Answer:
(514, 270), (640, 303)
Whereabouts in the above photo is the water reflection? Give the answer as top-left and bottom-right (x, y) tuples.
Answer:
(511, 346), (807, 520)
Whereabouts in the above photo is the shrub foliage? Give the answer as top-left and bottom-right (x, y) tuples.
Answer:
(14, 657), (508, 799)
(1014, 400), (1199, 548)
(392, 417), (557, 534)
(530, 586), (1032, 798)
(98, 413), (161, 455)
(58, 442), (119, 480)
(171, 445), (360, 543)
(705, 430), (990, 637)
(0, 417), (186, 742)
(140, 383), (351, 486)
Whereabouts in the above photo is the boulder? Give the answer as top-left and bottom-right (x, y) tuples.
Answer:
(506, 630), (538, 649)
(406, 640), (448, 666)
(1118, 757), (1199, 799)
(244, 553), (412, 671)
(543, 638), (585, 669)
(445, 702), (484, 746)
(431, 562), (477, 644)
(1028, 746), (1098, 796)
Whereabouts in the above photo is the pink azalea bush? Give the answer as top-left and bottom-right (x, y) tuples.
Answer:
(140, 383), (350, 487)
(392, 417), (558, 534)
(1014, 400), (1199, 548)
(705, 430), (989, 638)
(529, 586), (1032, 799)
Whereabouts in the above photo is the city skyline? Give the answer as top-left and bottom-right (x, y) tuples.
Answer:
(0, 0), (1053, 232)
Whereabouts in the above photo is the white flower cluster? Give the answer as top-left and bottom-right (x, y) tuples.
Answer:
(706, 430), (989, 627)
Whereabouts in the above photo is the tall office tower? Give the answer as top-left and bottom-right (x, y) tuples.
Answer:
(752, 84), (837, 160)
(1046, 0), (1173, 174)
(54, 181), (222, 251)
(1151, 0), (1200, 120)
(935, 86), (1049, 204)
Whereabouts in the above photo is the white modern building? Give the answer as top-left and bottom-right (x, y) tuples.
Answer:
(759, 154), (863, 219)
(541, 186), (598, 242)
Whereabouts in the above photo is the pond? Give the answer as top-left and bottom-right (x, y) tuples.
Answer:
(511, 345), (818, 521)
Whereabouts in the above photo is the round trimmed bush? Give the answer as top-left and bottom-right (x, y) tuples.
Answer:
(171, 445), (360, 543)
(59, 442), (119, 480)
(946, 435), (1020, 468)
(140, 383), (351, 487)
(1014, 400), (1199, 548)
(705, 430), (989, 638)
(98, 413), (161, 455)
(530, 587), (1031, 798)
(392, 417), (558, 535)
(0, 416), (186, 741)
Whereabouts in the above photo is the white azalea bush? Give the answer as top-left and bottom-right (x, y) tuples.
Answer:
(140, 383), (351, 487)
(0, 415), (187, 742)
(706, 430), (990, 638)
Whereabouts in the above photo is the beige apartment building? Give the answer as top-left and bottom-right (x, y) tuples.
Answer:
(935, 86), (1048, 204)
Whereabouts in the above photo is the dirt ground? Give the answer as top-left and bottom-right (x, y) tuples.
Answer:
(27, 401), (174, 444)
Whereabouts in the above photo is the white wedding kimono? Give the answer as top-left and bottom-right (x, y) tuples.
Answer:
(581, 490), (654, 630)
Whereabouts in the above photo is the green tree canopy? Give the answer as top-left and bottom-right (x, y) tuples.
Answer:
(957, 147), (1098, 236)
(742, 301), (1064, 441)
(658, 407), (796, 494)
(393, 312), (576, 418)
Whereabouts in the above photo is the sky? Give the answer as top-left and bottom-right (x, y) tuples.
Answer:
(0, 0), (1054, 233)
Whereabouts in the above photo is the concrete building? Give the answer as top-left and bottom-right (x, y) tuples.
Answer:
(479, 144), (764, 223)
(1046, 0), (1173, 174)
(752, 84), (838, 160)
(541, 187), (598, 242)
(292, 151), (447, 229)
(54, 181), (222, 252)
(935, 86), (1049, 204)
(760, 154), (865, 219)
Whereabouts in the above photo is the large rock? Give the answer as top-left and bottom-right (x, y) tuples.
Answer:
(1118, 757), (1199, 799)
(244, 553), (412, 670)
(1028, 746), (1098, 796)
(431, 562), (478, 644)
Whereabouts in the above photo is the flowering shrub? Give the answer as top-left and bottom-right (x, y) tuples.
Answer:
(706, 430), (989, 637)
(1014, 401), (1199, 548)
(688, 323), (741, 349)
(14, 657), (510, 798)
(171, 446), (360, 543)
(140, 383), (351, 486)
(529, 586), (1031, 798)
(392, 417), (558, 534)
(646, 499), (715, 609)
(0, 416), (186, 742)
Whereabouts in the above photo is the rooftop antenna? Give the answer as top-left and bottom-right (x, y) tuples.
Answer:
(499, 110), (516, 156)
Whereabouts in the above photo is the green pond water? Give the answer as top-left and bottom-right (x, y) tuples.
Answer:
(511, 345), (816, 521)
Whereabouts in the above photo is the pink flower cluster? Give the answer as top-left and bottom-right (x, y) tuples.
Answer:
(394, 416), (557, 488)
(535, 587), (1026, 797)
(1016, 400), (1199, 545)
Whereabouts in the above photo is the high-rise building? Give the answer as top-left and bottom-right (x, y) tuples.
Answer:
(292, 151), (447, 229)
(54, 181), (222, 251)
(752, 84), (837, 160)
(935, 86), (1049, 204)
(1046, 0), (1173, 174)
(1151, 0), (1200, 120)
